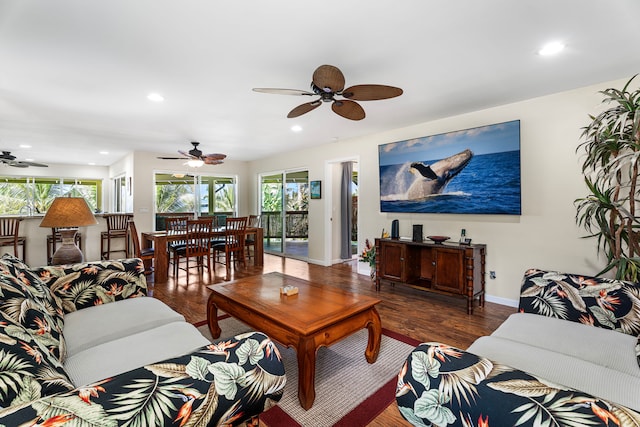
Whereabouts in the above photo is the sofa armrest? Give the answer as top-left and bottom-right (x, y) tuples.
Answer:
(0, 331), (286, 426)
(31, 258), (148, 313)
(396, 342), (640, 427)
(519, 268), (640, 338)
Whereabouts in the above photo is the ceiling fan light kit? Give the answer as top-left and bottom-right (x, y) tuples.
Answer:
(253, 64), (403, 121)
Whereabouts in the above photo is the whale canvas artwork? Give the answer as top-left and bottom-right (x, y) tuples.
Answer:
(379, 120), (521, 214)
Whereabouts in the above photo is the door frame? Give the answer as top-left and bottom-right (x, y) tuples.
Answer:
(323, 156), (360, 265)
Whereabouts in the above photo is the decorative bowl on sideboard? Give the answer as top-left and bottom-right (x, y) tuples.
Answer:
(427, 235), (450, 244)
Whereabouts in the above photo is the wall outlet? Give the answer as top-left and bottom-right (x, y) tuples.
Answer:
(489, 271), (496, 279)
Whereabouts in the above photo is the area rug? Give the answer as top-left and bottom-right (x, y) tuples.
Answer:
(195, 316), (420, 427)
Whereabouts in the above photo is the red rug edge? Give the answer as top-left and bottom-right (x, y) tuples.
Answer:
(193, 318), (419, 427)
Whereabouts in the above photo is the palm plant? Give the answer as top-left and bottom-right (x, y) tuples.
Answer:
(575, 75), (640, 281)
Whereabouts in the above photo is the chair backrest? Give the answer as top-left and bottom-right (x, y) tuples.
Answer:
(185, 218), (213, 256)
(225, 217), (248, 251)
(166, 216), (190, 234)
(0, 218), (21, 239)
(106, 214), (133, 232)
(248, 214), (261, 228)
(127, 220), (142, 257)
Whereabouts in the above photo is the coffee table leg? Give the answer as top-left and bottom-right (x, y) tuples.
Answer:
(207, 294), (222, 339)
(296, 337), (317, 410)
(365, 307), (382, 363)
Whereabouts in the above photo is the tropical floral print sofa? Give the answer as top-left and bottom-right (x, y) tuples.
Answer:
(396, 268), (640, 426)
(0, 254), (286, 426)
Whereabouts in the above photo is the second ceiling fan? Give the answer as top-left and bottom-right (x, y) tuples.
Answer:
(253, 65), (403, 121)
(157, 142), (226, 166)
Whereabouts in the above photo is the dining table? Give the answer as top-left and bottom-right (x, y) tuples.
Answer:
(141, 227), (264, 283)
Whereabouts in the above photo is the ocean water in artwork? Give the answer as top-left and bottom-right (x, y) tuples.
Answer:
(379, 150), (520, 214)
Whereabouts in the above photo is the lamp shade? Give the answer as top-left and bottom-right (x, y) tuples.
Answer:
(40, 197), (98, 228)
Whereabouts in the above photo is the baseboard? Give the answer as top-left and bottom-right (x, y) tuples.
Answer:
(484, 294), (518, 308)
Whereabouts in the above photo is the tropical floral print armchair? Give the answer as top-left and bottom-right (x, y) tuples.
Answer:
(0, 254), (286, 426)
(396, 268), (640, 426)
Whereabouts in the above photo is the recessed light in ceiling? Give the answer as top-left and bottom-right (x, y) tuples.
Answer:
(88, 162), (96, 166)
(99, 151), (109, 155)
(291, 125), (303, 132)
(19, 144), (31, 148)
(538, 41), (565, 56)
(147, 93), (164, 102)
(25, 158), (34, 162)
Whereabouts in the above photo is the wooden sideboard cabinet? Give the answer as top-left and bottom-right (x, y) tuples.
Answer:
(375, 238), (486, 314)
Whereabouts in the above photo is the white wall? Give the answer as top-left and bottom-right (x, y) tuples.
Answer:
(248, 77), (634, 304)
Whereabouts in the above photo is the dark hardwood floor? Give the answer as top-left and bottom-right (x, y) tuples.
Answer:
(148, 254), (516, 426)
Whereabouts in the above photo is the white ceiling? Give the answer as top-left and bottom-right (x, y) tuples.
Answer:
(1, 0), (639, 167)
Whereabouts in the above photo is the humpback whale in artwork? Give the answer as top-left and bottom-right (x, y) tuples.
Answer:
(407, 148), (473, 200)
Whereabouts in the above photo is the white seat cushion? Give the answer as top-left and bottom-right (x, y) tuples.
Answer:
(468, 335), (640, 411)
(63, 297), (185, 356)
(64, 322), (210, 386)
(491, 313), (640, 377)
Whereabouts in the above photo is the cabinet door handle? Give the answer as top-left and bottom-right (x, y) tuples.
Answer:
(400, 258), (404, 261)
(432, 261), (436, 266)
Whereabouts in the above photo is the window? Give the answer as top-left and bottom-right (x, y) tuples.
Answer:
(0, 176), (102, 215)
(113, 175), (127, 213)
(154, 173), (236, 215)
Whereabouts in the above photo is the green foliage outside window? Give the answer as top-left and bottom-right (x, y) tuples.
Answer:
(0, 177), (100, 215)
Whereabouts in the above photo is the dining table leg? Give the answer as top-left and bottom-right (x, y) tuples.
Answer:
(143, 233), (169, 283)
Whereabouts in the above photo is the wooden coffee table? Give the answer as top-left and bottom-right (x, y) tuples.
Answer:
(206, 272), (382, 410)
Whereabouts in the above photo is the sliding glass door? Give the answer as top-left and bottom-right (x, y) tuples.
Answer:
(260, 170), (309, 258)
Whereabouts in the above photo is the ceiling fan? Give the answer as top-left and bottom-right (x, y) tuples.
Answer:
(0, 151), (48, 168)
(157, 142), (226, 166)
(253, 64), (403, 121)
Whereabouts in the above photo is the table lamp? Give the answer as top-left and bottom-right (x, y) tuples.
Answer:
(40, 197), (98, 265)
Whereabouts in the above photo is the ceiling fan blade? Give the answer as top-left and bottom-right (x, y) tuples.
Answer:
(342, 84), (403, 101)
(203, 153), (227, 161)
(178, 150), (197, 159)
(313, 65), (345, 93)
(332, 100), (365, 120)
(253, 88), (315, 96)
(9, 162), (30, 168)
(287, 101), (322, 118)
(21, 161), (48, 167)
(157, 156), (186, 160)
(204, 158), (224, 165)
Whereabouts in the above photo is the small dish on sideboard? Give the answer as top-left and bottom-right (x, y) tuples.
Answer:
(427, 235), (450, 244)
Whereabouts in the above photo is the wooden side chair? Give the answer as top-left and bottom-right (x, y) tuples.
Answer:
(128, 220), (154, 275)
(212, 216), (247, 281)
(166, 215), (190, 272)
(0, 218), (26, 262)
(101, 213), (133, 259)
(47, 228), (82, 265)
(245, 214), (261, 263)
(173, 218), (213, 283)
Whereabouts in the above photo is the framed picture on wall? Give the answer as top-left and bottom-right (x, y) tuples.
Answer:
(310, 180), (322, 199)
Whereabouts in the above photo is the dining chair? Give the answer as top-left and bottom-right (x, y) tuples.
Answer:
(101, 213), (133, 259)
(173, 218), (214, 283)
(0, 218), (26, 262)
(212, 216), (247, 281)
(165, 215), (190, 273)
(128, 220), (154, 275)
(245, 214), (261, 263)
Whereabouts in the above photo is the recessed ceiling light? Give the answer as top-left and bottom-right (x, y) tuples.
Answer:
(25, 158), (34, 162)
(147, 93), (164, 102)
(291, 125), (303, 132)
(19, 144), (31, 148)
(88, 162), (96, 166)
(538, 41), (565, 56)
(99, 151), (109, 155)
